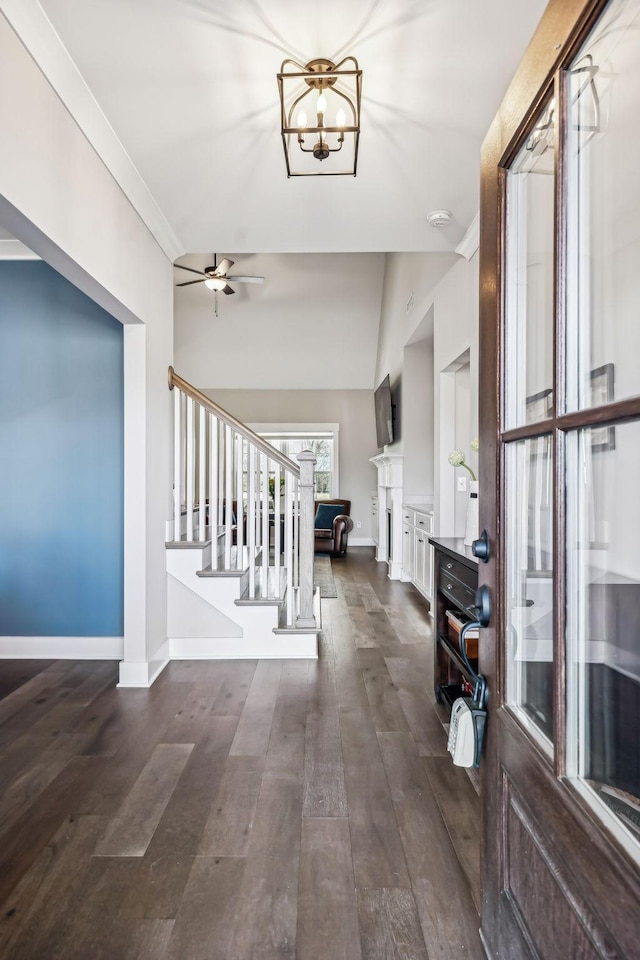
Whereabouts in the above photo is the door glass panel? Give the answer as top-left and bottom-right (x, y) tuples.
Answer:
(566, 0), (640, 412)
(505, 438), (554, 747)
(505, 98), (555, 429)
(566, 422), (640, 850)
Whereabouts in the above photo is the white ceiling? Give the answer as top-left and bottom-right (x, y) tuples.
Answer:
(29, 0), (547, 256)
(1, 0), (547, 390)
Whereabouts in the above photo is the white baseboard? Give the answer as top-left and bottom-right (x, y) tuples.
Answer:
(117, 649), (170, 688)
(169, 635), (317, 659)
(0, 636), (123, 659)
(349, 537), (375, 547)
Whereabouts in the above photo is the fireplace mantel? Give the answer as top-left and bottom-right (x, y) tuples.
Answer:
(370, 453), (403, 579)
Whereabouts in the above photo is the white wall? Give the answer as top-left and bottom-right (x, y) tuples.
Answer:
(433, 256), (479, 534)
(0, 13), (173, 681)
(202, 389), (378, 542)
(175, 254), (386, 547)
(453, 359), (472, 536)
(374, 250), (479, 533)
(374, 252), (459, 409)
(174, 253), (385, 390)
(403, 337), (435, 500)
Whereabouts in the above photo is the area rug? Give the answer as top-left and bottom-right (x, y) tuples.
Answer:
(314, 556), (338, 598)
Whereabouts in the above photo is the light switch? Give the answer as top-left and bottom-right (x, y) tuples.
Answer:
(457, 476), (467, 492)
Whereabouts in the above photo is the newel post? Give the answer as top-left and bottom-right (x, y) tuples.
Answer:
(296, 450), (317, 628)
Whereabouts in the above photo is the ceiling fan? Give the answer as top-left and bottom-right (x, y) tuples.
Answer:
(174, 255), (265, 296)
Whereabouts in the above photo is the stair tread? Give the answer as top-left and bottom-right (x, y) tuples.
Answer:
(166, 532), (213, 549)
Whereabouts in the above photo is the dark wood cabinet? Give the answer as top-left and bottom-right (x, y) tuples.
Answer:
(429, 536), (479, 713)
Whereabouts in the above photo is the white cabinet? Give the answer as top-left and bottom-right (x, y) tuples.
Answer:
(401, 505), (434, 603)
(402, 521), (414, 580)
(413, 512), (432, 599)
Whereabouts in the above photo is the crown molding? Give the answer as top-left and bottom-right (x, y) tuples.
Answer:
(455, 212), (480, 261)
(0, 238), (40, 259)
(0, 1), (184, 263)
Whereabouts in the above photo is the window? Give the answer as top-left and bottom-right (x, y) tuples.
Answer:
(563, 0), (640, 852)
(250, 424), (339, 500)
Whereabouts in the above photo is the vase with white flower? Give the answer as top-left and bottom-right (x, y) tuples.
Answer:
(448, 438), (479, 546)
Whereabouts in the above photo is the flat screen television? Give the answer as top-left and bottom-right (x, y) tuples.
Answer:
(374, 374), (394, 447)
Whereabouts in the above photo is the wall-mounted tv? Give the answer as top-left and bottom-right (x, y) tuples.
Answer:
(374, 374), (394, 447)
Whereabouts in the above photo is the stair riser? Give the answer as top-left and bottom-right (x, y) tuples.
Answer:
(169, 635), (318, 659)
(167, 556), (280, 636)
(167, 550), (243, 605)
(166, 539), (318, 659)
(167, 574), (282, 642)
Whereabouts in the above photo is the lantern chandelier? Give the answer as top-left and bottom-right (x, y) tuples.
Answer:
(277, 56), (362, 177)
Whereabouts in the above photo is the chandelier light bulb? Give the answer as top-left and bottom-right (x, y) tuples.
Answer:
(297, 108), (307, 128)
(336, 108), (346, 128)
(316, 92), (327, 115)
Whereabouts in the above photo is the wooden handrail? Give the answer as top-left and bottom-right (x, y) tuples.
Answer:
(168, 367), (300, 477)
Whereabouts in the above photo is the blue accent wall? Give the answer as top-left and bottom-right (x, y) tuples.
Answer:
(0, 261), (124, 636)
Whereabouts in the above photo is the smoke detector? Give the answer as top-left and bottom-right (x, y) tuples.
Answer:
(426, 209), (452, 227)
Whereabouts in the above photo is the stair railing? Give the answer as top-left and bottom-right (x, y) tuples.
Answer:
(168, 367), (317, 629)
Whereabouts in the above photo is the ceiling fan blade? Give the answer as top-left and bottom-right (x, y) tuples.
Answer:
(226, 275), (265, 284)
(213, 258), (234, 276)
(221, 284), (236, 296)
(176, 278), (208, 287)
(175, 264), (206, 276)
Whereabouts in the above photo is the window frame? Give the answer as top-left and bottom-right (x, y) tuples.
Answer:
(248, 422), (340, 499)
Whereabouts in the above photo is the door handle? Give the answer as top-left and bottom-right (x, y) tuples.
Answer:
(459, 615), (488, 709)
(474, 584), (491, 627)
(472, 529), (490, 563)
(458, 586), (491, 711)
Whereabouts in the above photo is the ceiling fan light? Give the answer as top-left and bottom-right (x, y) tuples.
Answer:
(204, 277), (226, 291)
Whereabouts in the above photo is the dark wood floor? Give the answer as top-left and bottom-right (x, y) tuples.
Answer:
(0, 547), (482, 959)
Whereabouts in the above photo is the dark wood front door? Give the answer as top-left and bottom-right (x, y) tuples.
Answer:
(478, 0), (640, 956)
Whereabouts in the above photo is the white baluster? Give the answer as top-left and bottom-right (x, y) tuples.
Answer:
(209, 413), (218, 567)
(224, 424), (233, 569)
(273, 462), (281, 599)
(261, 454), (269, 597)
(293, 477), (299, 591)
(296, 451), (316, 628)
(218, 419), (224, 529)
(198, 405), (206, 541)
(254, 444), (261, 556)
(173, 388), (182, 542)
(248, 444), (256, 596)
(186, 397), (195, 541)
(285, 470), (293, 626)
(235, 433), (244, 566)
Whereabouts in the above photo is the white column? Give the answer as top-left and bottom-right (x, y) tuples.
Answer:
(296, 450), (317, 628)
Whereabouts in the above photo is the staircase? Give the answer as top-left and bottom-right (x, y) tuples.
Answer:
(165, 368), (320, 659)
